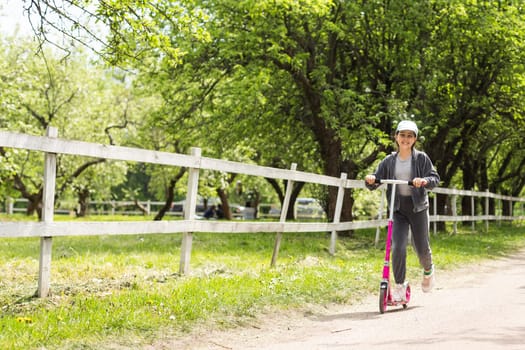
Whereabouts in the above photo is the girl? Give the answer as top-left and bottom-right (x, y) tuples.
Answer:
(365, 120), (440, 301)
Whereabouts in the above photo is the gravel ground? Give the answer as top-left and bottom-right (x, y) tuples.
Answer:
(150, 248), (525, 350)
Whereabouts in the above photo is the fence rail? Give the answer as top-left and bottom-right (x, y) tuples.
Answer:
(1, 128), (524, 297)
(3, 198), (324, 219)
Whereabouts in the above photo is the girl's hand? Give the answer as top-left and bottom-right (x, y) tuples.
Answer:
(365, 175), (376, 185)
(412, 177), (428, 188)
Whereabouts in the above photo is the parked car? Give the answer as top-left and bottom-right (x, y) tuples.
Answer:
(296, 198), (325, 218)
(229, 204), (256, 219)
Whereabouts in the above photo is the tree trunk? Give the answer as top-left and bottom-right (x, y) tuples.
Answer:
(315, 125), (357, 237)
(502, 199), (512, 217)
(435, 194), (447, 232)
(286, 182), (305, 220)
(265, 178), (305, 220)
(461, 159), (477, 226)
(248, 189), (261, 219)
(8, 164), (44, 219)
(154, 168), (186, 221)
(217, 188), (232, 220)
(75, 187), (90, 217)
(26, 192), (43, 219)
(134, 199), (149, 215)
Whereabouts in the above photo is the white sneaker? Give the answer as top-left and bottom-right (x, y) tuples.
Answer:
(392, 283), (406, 302)
(422, 268), (435, 293)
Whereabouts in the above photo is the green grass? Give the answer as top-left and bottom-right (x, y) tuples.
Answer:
(1, 214), (524, 349)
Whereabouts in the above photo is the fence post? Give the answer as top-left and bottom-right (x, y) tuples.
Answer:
(179, 147), (201, 275)
(271, 163), (297, 267)
(485, 189), (490, 233)
(471, 191), (475, 232)
(6, 197), (14, 215)
(451, 193), (457, 235)
(38, 126), (58, 298)
(433, 194), (437, 235)
(374, 189), (386, 247)
(329, 173), (347, 255)
(497, 197), (502, 226)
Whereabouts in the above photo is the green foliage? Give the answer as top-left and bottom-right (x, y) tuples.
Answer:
(4, 0), (525, 219)
(0, 39), (147, 210)
(418, 1), (525, 193)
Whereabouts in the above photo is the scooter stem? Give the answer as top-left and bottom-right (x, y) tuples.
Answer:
(382, 183), (397, 280)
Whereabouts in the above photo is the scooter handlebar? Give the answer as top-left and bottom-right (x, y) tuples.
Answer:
(374, 179), (413, 186)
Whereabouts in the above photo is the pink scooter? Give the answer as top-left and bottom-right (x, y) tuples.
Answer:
(376, 179), (412, 314)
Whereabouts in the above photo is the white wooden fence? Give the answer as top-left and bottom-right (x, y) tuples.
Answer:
(1, 127), (524, 297)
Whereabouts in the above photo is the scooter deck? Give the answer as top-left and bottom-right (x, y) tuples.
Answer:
(383, 282), (411, 310)
(387, 299), (409, 307)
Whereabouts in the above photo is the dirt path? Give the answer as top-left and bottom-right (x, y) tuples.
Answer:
(153, 249), (525, 350)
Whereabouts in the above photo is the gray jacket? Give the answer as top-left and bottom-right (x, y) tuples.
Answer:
(366, 149), (440, 212)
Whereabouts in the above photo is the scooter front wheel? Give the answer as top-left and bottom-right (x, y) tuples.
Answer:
(379, 287), (388, 314)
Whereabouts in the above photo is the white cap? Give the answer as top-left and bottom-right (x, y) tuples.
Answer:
(396, 120), (418, 136)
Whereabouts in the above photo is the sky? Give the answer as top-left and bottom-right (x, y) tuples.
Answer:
(0, 0), (108, 56)
(0, 0), (34, 37)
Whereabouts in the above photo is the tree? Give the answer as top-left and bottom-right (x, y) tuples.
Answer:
(27, 0), (525, 229)
(97, 0), (435, 230)
(0, 38), (134, 218)
(413, 2), (525, 221)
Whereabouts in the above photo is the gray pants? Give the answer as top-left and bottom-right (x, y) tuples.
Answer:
(392, 196), (433, 284)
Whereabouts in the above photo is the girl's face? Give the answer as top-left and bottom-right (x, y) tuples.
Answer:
(395, 130), (417, 151)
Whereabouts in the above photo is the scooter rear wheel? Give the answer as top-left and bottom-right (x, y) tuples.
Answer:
(379, 288), (387, 314)
(402, 283), (411, 309)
